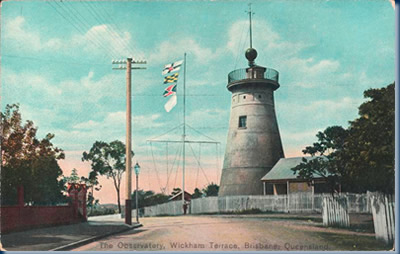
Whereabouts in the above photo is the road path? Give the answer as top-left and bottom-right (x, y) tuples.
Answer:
(73, 214), (387, 251)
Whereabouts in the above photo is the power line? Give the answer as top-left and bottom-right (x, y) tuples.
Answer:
(80, 0), (135, 56)
(94, 1), (143, 59)
(47, 1), (114, 60)
(93, 1), (140, 58)
(2, 54), (107, 66)
(57, 1), (120, 59)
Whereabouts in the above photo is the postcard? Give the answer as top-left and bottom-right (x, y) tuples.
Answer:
(0, 0), (396, 252)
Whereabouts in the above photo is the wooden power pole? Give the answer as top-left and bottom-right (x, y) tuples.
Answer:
(112, 58), (146, 225)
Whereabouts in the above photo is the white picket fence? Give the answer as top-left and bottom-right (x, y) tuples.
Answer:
(133, 193), (371, 217)
(130, 192), (395, 247)
(322, 196), (350, 227)
(142, 200), (183, 217)
(369, 192), (395, 245)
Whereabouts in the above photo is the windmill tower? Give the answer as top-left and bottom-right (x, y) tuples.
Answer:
(219, 5), (284, 196)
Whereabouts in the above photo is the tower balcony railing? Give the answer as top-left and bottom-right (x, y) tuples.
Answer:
(228, 67), (279, 84)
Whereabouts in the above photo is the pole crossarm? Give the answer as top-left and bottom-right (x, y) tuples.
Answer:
(146, 139), (220, 144)
(112, 67), (147, 70)
(112, 59), (147, 64)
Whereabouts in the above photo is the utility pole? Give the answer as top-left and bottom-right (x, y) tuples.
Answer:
(112, 58), (146, 225)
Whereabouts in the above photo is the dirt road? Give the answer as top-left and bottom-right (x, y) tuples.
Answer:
(73, 214), (388, 251)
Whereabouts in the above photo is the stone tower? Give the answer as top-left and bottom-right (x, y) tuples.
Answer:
(218, 47), (285, 196)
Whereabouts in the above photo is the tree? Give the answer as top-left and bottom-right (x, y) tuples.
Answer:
(146, 193), (170, 205)
(82, 140), (133, 213)
(1, 104), (66, 205)
(291, 83), (395, 194)
(203, 183), (219, 197)
(291, 126), (348, 193)
(131, 189), (169, 208)
(339, 83), (395, 194)
(132, 190), (155, 208)
(64, 168), (81, 184)
(192, 188), (203, 199)
(170, 187), (182, 197)
(80, 171), (102, 214)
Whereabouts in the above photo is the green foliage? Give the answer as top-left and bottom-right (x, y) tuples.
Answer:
(147, 193), (170, 205)
(192, 188), (203, 199)
(88, 207), (116, 217)
(292, 126), (347, 193)
(131, 189), (169, 208)
(63, 168), (81, 184)
(202, 183), (219, 196)
(80, 171), (102, 213)
(292, 83), (395, 194)
(82, 140), (133, 213)
(62, 168), (102, 212)
(1, 104), (66, 205)
(339, 83), (395, 193)
(170, 187), (181, 196)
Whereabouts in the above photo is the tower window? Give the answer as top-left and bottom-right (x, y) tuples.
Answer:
(259, 95), (262, 98)
(243, 95), (246, 99)
(238, 116), (247, 128)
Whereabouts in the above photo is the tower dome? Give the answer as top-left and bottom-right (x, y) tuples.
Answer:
(245, 48), (257, 66)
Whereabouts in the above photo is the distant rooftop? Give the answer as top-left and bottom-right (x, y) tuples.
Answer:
(168, 191), (192, 201)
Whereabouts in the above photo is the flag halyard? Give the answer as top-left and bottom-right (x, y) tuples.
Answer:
(162, 59), (183, 112)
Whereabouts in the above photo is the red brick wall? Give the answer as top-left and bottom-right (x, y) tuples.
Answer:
(1, 205), (85, 233)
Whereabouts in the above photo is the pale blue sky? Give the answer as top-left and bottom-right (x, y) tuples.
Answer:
(1, 0), (395, 201)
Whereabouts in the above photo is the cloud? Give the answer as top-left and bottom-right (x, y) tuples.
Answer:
(73, 120), (101, 130)
(3, 16), (61, 51)
(74, 112), (163, 130)
(279, 57), (341, 88)
(3, 68), (125, 107)
(65, 112), (164, 150)
(3, 69), (62, 99)
(3, 16), (139, 58)
(279, 96), (363, 134)
(225, 20), (346, 89)
(186, 108), (229, 133)
(70, 24), (140, 58)
(148, 38), (219, 65)
(226, 20), (308, 61)
(57, 71), (125, 105)
(281, 129), (322, 143)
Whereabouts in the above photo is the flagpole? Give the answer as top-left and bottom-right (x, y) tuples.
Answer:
(182, 53), (186, 208)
